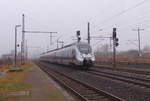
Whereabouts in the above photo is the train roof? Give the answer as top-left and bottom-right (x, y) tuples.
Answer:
(41, 42), (89, 55)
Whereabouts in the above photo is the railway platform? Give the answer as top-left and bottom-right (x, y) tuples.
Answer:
(13, 63), (75, 101)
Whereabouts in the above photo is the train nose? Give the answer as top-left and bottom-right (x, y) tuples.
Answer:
(83, 58), (87, 65)
(83, 58), (93, 66)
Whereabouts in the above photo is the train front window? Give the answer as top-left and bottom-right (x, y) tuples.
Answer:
(78, 44), (91, 54)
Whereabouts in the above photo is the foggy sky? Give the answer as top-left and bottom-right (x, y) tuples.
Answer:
(0, 0), (150, 57)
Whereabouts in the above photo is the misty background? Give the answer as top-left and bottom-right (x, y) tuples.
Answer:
(0, 0), (150, 58)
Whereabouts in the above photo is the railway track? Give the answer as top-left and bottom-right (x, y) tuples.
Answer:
(87, 69), (150, 88)
(95, 65), (150, 76)
(37, 62), (123, 101)
(96, 62), (150, 68)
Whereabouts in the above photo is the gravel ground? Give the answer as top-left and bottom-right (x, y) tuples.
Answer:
(40, 62), (150, 101)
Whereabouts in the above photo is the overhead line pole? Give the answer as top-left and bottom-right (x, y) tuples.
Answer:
(50, 33), (53, 45)
(20, 14), (57, 64)
(25, 40), (28, 62)
(25, 31), (57, 50)
(57, 40), (64, 49)
(21, 14), (25, 65)
(87, 22), (90, 44)
(132, 27), (144, 57)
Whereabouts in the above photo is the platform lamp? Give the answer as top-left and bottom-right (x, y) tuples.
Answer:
(15, 25), (21, 67)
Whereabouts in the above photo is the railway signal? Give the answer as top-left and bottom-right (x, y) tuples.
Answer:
(112, 28), (119, 47)
(87, 22), (90, 44)
(115, 38), (119, 47)
(112, 28), (119, 68)
(76, 30), (81, 42)
(112, 28), (116, 39)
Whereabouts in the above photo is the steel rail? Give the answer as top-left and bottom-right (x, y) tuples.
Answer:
(94, 65), (150, 75)
(87, 70), (150, 88)
(37, 62), (123, 101)
(90, 69), (150, 82)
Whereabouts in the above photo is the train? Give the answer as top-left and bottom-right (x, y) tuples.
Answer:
(40, 41), (95, 69)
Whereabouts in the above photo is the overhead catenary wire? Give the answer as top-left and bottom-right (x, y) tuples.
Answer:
(27, 15), (78, 48)
(92, 12), (150, 37)
(23, 1), (150, 52)
(94, 0), (149, 30)
(85, 0), (150, 49)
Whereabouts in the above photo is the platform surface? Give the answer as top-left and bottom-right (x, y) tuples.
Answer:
(15, 63), (74, 101)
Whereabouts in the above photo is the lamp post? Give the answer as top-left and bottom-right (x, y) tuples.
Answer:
(15, 25), (21, 67)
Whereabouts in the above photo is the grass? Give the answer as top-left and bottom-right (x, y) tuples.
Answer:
(0, 63), (68, 101)
(0, 64), (10, 72)
(0, 64), (32, 101)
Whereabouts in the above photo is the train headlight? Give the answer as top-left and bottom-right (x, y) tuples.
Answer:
(77, 53), (83, 61)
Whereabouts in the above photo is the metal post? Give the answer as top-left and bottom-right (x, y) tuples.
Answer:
(87, 22), (90, 44)
(110, 37), (112, 48)
(19, 14), (57, 58)
(21, 14), (25, 65)
(21, 41), (23, 64)
(15, 25), (21, 67)
(50, 33), (52, 45)
(49, 32), (57, 49)
(15, 26), (17, 66)
(57, 39), (59, 49)
(25, 40), (28, 62)
(132, 27), (144, 57)
(112, 28), (117, 68)
(113, 39), (116, 68)
(138, 28), (141, 57)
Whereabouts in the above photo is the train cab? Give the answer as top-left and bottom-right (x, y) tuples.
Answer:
(75, 42), (95, 67)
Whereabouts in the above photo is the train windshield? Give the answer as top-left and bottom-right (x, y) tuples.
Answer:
(78, 44), (92, 54)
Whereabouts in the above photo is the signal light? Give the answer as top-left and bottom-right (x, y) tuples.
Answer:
(113, 28), (116, 32)
(116, 38), (118, 41)
(112, 28), (119, 47)
(113, 28), (116, 39)
(77, 30), (80, 36)
(116, 43), (119, 46)
(115, 38), (119, 47)
(78, 37), (81, 42)
(76, 30), (81, 42)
